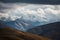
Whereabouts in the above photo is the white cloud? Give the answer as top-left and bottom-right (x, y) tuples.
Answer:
(0, 3), (60, 26)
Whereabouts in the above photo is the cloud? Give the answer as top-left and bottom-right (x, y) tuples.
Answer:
(0, 2), (60, 26)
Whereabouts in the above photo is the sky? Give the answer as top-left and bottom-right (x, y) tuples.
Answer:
(0, 0), (60, 4)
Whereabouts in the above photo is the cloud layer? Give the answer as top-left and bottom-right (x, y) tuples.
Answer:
(0, 3), (60, 28)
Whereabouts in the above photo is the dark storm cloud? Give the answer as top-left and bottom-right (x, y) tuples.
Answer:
(0, 3), (14, 13)
(0, 4), (8, 13)
(0, 0), (60, 5)
(0, 5), (10, 10)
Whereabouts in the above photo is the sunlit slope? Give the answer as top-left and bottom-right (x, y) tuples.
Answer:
(0, 28), (50, 40)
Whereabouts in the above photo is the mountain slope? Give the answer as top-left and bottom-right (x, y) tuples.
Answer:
(27, 22), (60, 40)
(0, 23), (50, 40)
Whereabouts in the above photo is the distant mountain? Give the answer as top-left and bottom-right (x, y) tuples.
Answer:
(0, 19), (40, 31)
(27, 22), (60, 40)
(0, 18), (41, 32)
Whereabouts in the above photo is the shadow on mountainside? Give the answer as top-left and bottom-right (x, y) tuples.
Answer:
(27, 22), (60, 40)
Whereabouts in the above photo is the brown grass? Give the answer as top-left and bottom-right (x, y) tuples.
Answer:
(0, 28), (51, 40)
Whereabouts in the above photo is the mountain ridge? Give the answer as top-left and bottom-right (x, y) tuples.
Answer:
(27, 22), (60, 40)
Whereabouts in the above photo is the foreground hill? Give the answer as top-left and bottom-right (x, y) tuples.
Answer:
(27, 22), (60, 40)
(0, 23), (50, 40)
